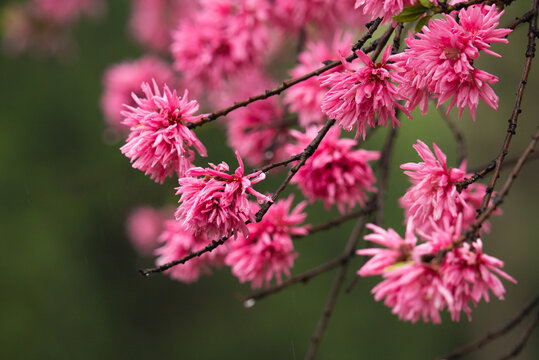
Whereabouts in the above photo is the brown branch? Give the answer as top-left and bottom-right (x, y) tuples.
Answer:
(292, 199), (377, 239)
(436, 102), (467, 165)
(304, 218), (368, 360)
(186, 18), (383, 130)
(255, 118), (336, 222)
(497, 311), (539, 360)
(428, 124), (539, 262)
(438, 292), (539, 359)
(139, 235), (230, 276)
(375, 126), (398, 226)
(507, 10), (534, 30)
(475, 1), (538, 221)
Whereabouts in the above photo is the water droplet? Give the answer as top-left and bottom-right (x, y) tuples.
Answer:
(243, 298), (255, 308)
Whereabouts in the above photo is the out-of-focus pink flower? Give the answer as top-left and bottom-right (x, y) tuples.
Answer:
(128, 0), (196, 52)
(155, 219), (229, 283)
(101, 57), (175, 133)
(391, 5), (511, 119)
(225, 196), (308, 288)
(357, 222), (416, 277)
(171, 0), (270, 92)
(126, 206), (169, 255)
(222, 69), (288, 167)
(120, 81), (207, 183)
(354, 0), (415, 22)
(175, 151), (272, 240)
(284, 33), (353, 128)
(321, 46), (410, 139)
(272, 0), (365, 31)
(400, 140), (497, 233)
(442, 239), (516, 321)
(32, 0), (106, 23)
(286, 127), (379, 213)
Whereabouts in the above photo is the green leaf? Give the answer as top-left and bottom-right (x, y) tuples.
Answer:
(415, 15), (432, 32)
(393, 4), (429, 23)
(418, 0), (434, 9)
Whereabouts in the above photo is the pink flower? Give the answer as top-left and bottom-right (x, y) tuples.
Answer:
(175, 151), (272, 240)
(284, 32), (353, 128)
(321, 46), (410, 139)
(101, 57), (175, 133)
(286, 127), (379, 213)
(125, 206), (169, 256)
(171, 0), (270, 91)
(222, 69), (289, 167)
(155, 219), (229, 283)
(120, 81), (207, 183)
(225, 196), (308, 288)
(400, 140), (496, 233)
(391, 5), (511, 119)
(272, 0), (365, 31)
(357, 222), (417, 277)
(442, 239), (516, 321)
(32, 0), (105, 23)
(354, 0), (415, 22)
(128, 0), (195, 52)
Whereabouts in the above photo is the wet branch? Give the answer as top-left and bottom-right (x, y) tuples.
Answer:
(437, 292), (539, 359)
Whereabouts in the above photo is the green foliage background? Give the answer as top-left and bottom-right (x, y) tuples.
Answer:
(0, 1), (537, 359)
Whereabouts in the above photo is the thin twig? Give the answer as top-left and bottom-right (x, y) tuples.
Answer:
(186, 19), (383, 130)
(292, 199), (377, 239)
(304, 217), (368, 360)
(436, 102), (467, 165)
(497, 311), (539, 360)
(507, 10), (534, 30)
(476, 0), (538, 220)
(375, 126), (398, 226)
(438, 292), (539, 359)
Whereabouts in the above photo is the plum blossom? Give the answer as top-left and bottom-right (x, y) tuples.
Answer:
(155, 219), (229, 283)
(391, 5), (511, 119)
(321, 46), (410, 139)
(171, 0), (270, 91)
(286, 127), (379, 213)
(120, 81), (207, 183)
(225, 197), (308, 288)
(284, 32), (353, 128)
(354, 0), (415, 23)
(175, 151), (272, 240)
(128, 0), (195, 52)
(101, 57), (175, 133)
(125, 206), (169, 255)
(400, 140), (496, 233)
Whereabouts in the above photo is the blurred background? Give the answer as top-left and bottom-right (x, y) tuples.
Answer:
(0, 0), (538, 359)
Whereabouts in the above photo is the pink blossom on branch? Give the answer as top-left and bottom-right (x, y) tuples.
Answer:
(101, 57), (175, 133)
(175, 151), (271, 241)
(155, 219), (230, 283)
(120, 81), (207, 183)
(399, 140), (497, 234)
(225, 197), (308, 288)
(286, 127), (379, 213)
(284, 32), (354, 128)
(321, 46), (410, 139)
(391, 4), (511, 119)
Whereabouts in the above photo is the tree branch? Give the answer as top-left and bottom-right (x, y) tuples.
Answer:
(438, 292), (539, 359)
(497, 311), (539, 360)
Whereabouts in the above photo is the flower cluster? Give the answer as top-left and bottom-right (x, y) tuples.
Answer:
(120, 81), (207, 183)
(126, 206), (170, 255)
(391, 4), (512, 119)
(286, 127), (379, 213)
(321, 46), (410, 139)
(284, 33), (354, 128)
(225, 196), (308, 288)
(400, 140), (497, 233)
(175, 151), (271, 240)
(358, 220), (515, 323)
